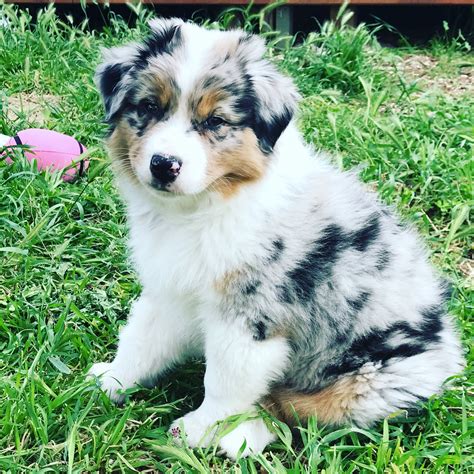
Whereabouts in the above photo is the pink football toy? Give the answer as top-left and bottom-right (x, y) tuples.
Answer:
(0, 128), (89, 181)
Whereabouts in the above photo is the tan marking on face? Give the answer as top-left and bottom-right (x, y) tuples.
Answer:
(195, 88), (229, 121)
(150, 74), (177, 110)
(263, 375), (365, 426)
(108, 120), (138, 181)
(140, 59), (179, 111)
(205, 128), (267, 198)
(108, 119), (153, 182)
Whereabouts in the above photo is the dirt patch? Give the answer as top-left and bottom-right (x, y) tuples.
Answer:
(382, 53), (473, 98)
(5, 93), (61, 125)
(459, 259), (474, 287)
(378, 53), (473, 115)
(395, 54), (473, 97)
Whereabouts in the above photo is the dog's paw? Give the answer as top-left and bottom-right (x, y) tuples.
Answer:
(87, 362), (127, 404)
(219, 418), (276, 460)
(169, 410), (217, 448)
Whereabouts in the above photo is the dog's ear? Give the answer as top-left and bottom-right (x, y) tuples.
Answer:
(95, 45), (137, 123)
(95, 18), (183, 123)
(237, 34), (300, 154)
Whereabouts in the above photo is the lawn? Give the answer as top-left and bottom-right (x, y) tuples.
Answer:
(0, 4), (472, 472)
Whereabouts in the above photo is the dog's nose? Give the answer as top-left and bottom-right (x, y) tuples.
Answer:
(150, 154), (182, 185)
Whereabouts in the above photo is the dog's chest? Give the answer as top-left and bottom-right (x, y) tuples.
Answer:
(129, 210), (263, 293)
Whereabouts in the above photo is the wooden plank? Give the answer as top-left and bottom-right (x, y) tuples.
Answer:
(5, 0), (474, 5)
(275, 5), (293, 35)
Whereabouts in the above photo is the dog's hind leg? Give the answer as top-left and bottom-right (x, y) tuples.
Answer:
(264, 340), (463, 428)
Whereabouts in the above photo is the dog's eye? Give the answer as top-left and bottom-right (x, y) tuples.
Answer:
(203, 116), (226, 129)
(137, 101), (161, 117)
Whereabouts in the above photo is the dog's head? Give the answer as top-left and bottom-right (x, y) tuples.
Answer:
(96, 19), (299, 198)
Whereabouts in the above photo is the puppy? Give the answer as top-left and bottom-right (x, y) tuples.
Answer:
(89, 19), (464, 459)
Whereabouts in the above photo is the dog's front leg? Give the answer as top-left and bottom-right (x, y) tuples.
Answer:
(88, 291), (201, 403)
(170, 315), (290, 459)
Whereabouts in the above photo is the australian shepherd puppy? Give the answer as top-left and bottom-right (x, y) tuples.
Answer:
(89, 18), (464, 459)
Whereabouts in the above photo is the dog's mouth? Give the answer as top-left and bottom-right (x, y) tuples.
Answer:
(149, 179), (176, 193)
(147, 180), (184, 196)
(145, 175), (204, 198)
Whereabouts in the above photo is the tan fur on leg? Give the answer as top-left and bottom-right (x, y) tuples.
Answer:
(264, 375), (366, 426)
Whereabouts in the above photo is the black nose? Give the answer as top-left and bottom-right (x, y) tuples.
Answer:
(149, 154), (182, 186)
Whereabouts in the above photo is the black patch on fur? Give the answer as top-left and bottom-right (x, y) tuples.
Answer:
(269, 238), (285, 262)
(243, 280), (261, 295)
(135, 24), (182, 70)
(323, 334), (425, 379)
(419, 306), (443, 344)
(202, 47), (294, 153)
(280, 216), (384, 304)
(136, 123), (148, 137)
(252, 321), (267, 341)
(322, 306), (444, 378)
(100, 63), (124, 98)
(228, 73), (257, 125)
(277, 284), (294, 304)
(375, 248), (391, 271)
(127, 116), (138, 128)
(253, 104), (293, 154)
(440, 280), (453, 303)
(235, 93), (256, 122)
(99, 63), (131, 122)
(347, 291), (371, 313)
(351, 216), (380, 252)
(285, 225), (348, 303)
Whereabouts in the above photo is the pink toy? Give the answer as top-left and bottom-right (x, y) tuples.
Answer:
(0, 128), (89, 181)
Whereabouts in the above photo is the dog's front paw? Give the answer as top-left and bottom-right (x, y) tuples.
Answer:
(169, 411), (276, 459)
(169, 410), (218, 448)
(87, 362), (128, 404)
(219, 418), (276, 460)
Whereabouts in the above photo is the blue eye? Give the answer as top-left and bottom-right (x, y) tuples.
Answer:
(203, 116), (226, 128)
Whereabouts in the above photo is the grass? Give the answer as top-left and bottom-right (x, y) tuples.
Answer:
(0, 3), (472, 472)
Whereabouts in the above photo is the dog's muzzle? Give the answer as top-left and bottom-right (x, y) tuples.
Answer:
(150, 154), (182, 188)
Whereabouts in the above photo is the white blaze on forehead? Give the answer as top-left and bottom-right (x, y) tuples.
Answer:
(143, 116), (188, 157)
